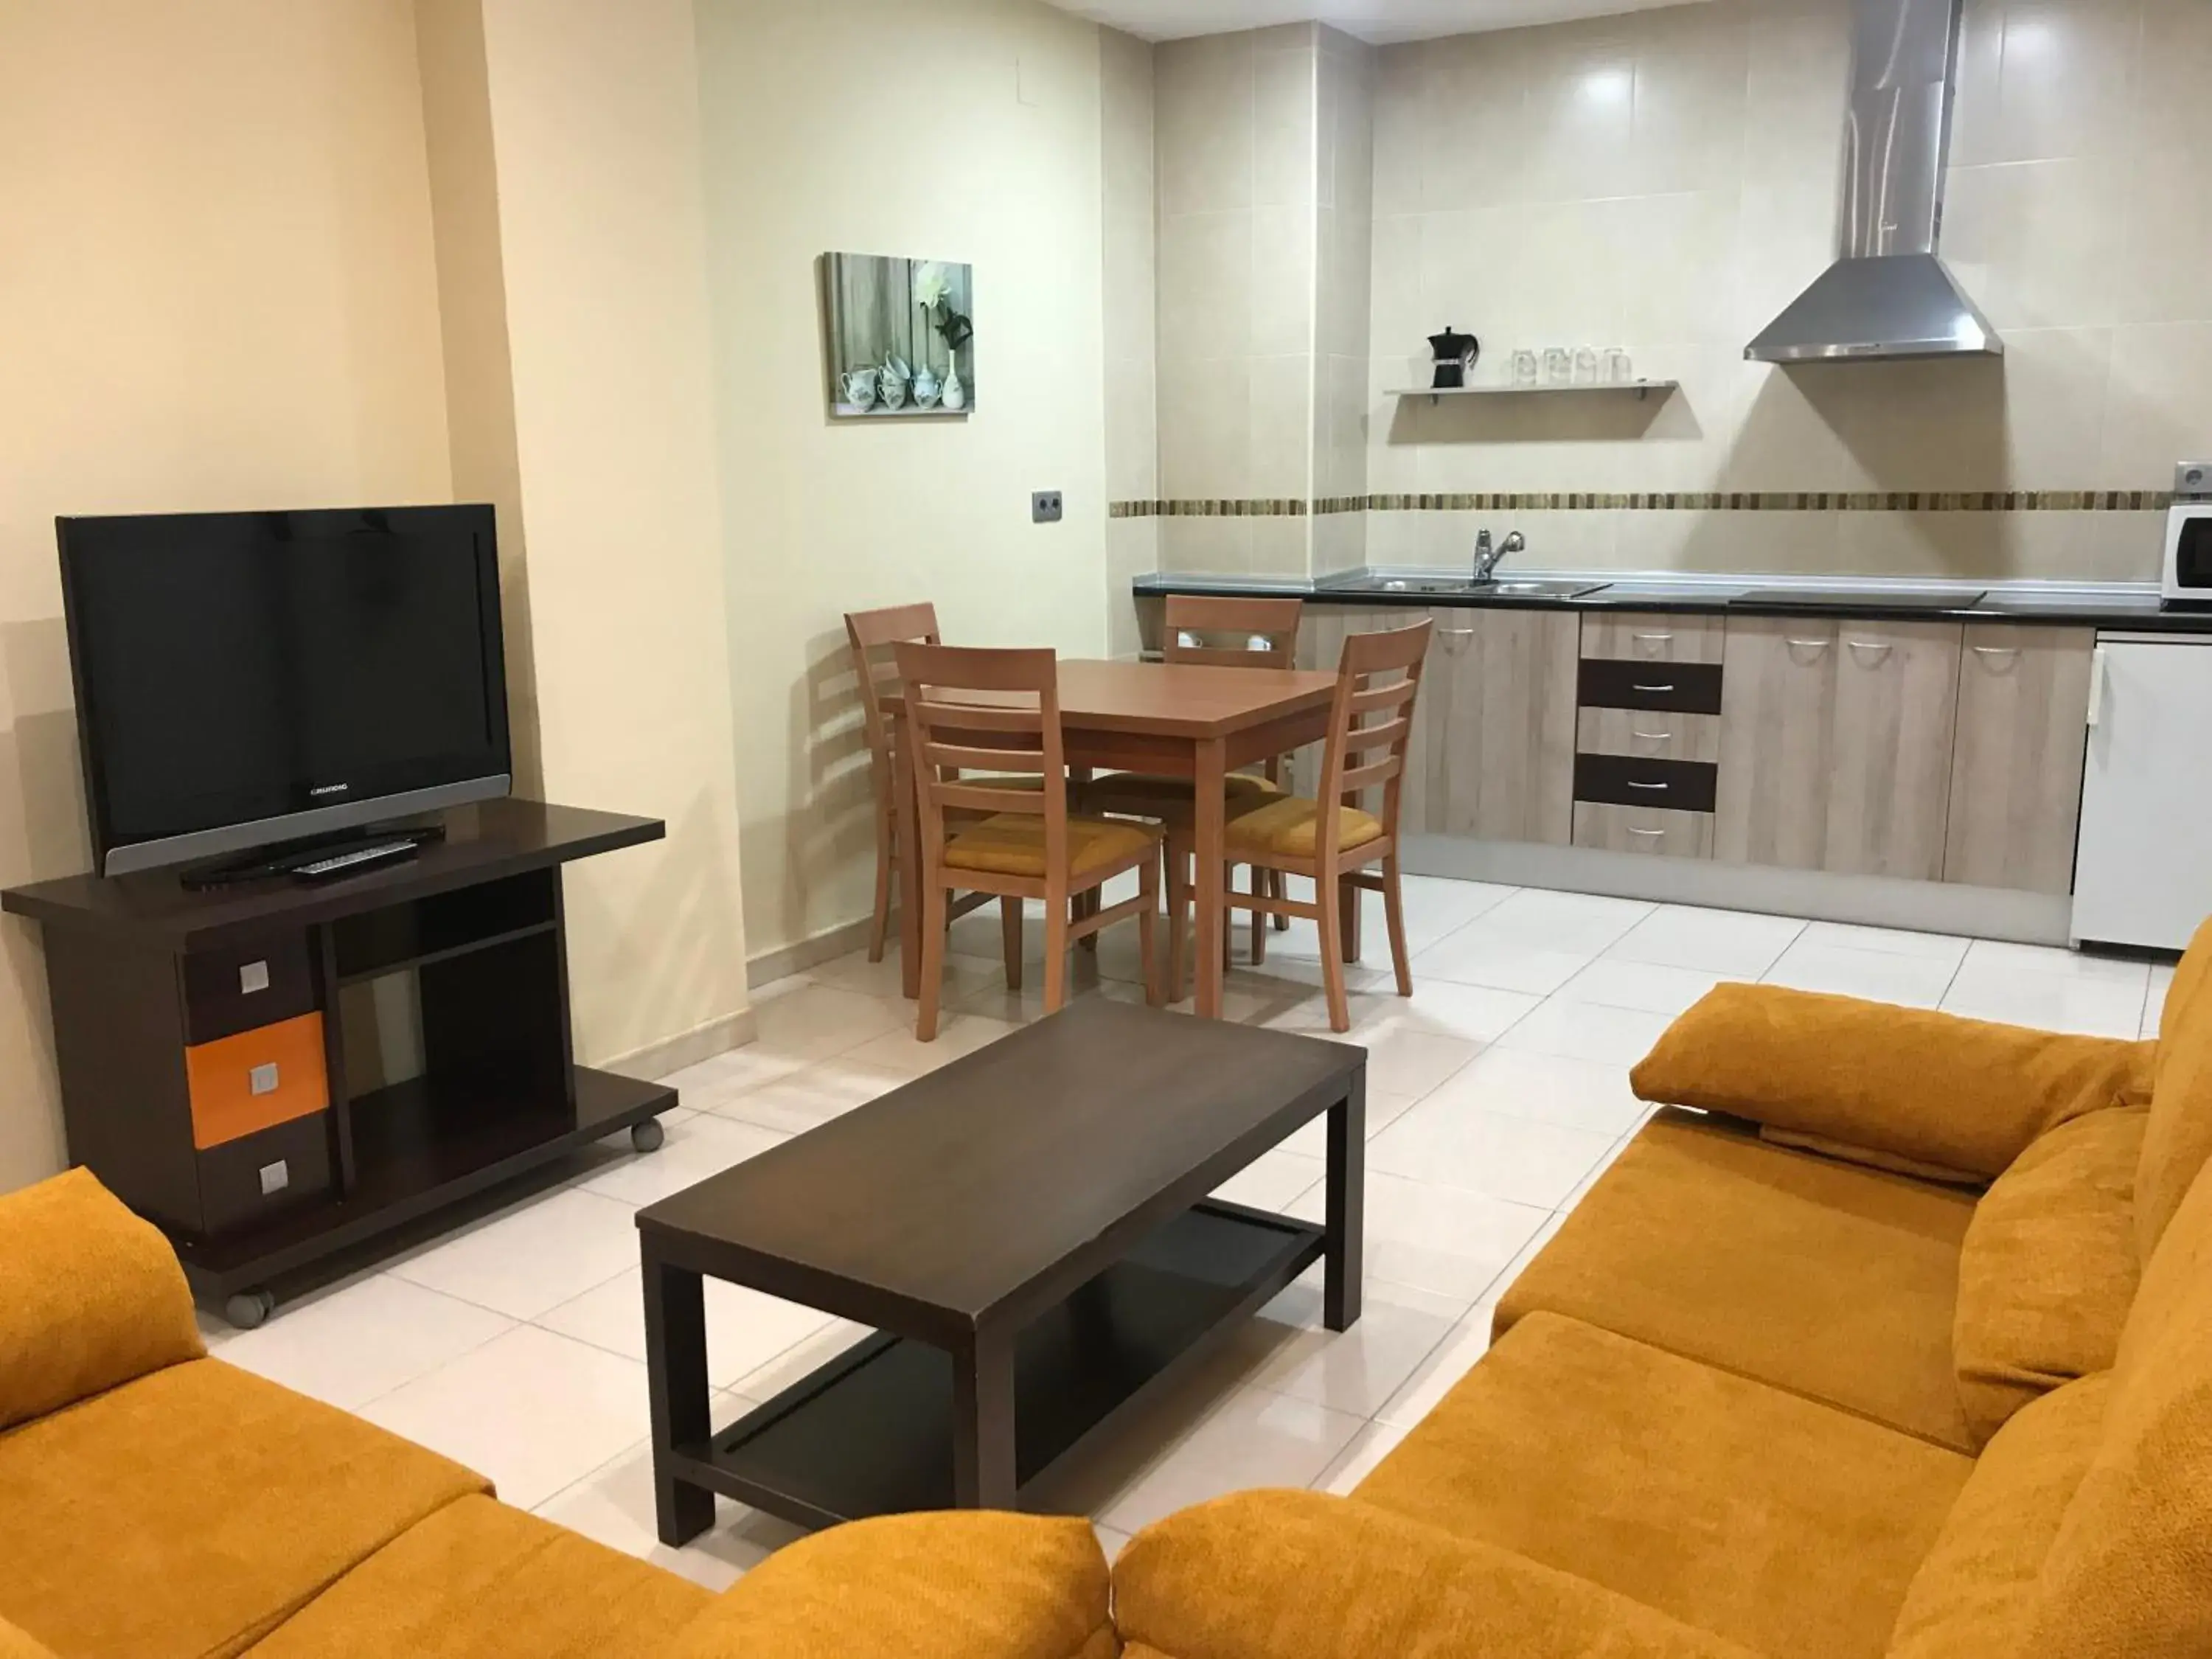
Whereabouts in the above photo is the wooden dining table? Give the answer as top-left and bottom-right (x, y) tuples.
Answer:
(883, 658), (1342, 1020)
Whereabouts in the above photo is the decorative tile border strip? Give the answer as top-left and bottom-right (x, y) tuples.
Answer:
(1110, 490), (2174, 518)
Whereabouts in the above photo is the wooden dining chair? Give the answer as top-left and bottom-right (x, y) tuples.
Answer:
(894, 641), (1164, 1040)
(1084, 594), (1306, 999)
(1213, 619), (1434, 1032)
(844, 604), (1039, 980)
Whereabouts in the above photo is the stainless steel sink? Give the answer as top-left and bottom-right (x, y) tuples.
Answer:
(1368, 577), (1610, 599)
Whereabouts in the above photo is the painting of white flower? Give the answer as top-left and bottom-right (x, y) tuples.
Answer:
(821, 251), (974, 418)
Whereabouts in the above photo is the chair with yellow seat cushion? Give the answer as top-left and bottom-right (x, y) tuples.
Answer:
(1083, 595), (1306, 997)
(1207, 619), (1432, 1032)
(894, 640), (1163, 1040)
(844, 602), (1051, 989)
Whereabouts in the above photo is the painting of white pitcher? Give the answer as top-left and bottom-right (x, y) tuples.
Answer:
(821, 251), (974, 419)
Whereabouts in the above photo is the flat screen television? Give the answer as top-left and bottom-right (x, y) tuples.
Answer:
(58, 504), (511, 877)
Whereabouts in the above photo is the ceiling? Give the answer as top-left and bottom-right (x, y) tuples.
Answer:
(1043, 0), (1704, 44)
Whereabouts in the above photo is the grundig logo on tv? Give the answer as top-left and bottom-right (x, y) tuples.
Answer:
(308, 784), (350, 798)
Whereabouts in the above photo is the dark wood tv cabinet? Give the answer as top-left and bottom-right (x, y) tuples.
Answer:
(2, 798), (675, 1326)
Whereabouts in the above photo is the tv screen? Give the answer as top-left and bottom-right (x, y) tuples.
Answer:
(58, 505), (511, 876)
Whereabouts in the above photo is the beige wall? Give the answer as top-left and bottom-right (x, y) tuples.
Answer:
(695, 0), (1112, 965)
(1312, 25), (1376, 576)
(1367, 0), (2212, 581)
(1103, 26), (1161, 658)
(1154, 25), (1321, 578)
(0, 0), (453, 1190)
(470, 0), (751, 1068)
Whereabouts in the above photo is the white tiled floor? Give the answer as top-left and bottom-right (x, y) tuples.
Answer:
(198, 874), (2168, 1589)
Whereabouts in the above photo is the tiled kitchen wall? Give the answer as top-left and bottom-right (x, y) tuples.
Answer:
(1365, 0), (2212, 582)
(1102, 25), (1159, 655)
(1154, 24), (1320, 577)
(1312, 27), (1375, 576)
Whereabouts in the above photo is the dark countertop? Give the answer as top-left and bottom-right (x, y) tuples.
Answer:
(1131, 569), (2212, 631)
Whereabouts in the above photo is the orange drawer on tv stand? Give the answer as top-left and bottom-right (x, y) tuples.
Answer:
(184, 1012), (329, 1150)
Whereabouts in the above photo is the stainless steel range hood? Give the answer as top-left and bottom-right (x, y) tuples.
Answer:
(1745, 0), (2000, 364)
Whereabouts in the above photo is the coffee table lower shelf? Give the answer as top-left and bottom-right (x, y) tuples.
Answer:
(667, 1200), (1325, 1529)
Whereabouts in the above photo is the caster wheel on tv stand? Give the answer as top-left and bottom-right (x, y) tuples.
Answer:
(631, 1118), (666, 1155)
(225, 1290), (276, 1330)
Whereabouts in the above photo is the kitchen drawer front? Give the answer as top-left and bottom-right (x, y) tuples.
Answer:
(184, 1012), (329, 1150)
(1573, 803), (1715, 858)
(1578, 659), (1725, 714)
(1573, 754), (1719, 814)
(1581, 611), (1726, 664)
(198, 1112), (333, 1234)
(181, 934), (316, 1045)
(1576, 707), (1722, 764)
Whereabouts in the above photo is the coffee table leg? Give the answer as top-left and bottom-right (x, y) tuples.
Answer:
(643, 1251), (715, 1545)
(1324, 1075), (1365, 1332)
(952, 1326), (1018, 1509)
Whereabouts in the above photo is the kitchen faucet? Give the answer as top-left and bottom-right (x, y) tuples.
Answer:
(1472, 529), (1526, 585)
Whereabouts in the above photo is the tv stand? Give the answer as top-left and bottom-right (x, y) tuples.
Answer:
(2, 799), (673, 1324)
(179, 822), (449, 890)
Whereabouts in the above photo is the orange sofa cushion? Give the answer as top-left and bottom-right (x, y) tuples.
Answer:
(1354, 1314), (1970, 1659)
(0, 1358), (486, 1659)
(2138, 914), (2212, 1256)
(1113, 1489), (1756, 1659)
(1498, 1110), (1978, 1450)
(0, 1169), (204, 1433)
(1888, 1374), (2110, 1659)
(1951, 1107), (2144, 1447)
(246, 1495), (707, 1659)
(1631, 984), (2152, 1180)
(667, 1511), (1115, 1659)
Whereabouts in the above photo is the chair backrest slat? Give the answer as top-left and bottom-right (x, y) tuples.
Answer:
(844, 603), (943, 809)
(1310, 621), (1433, 862)
(894, 641), (1068, 873)
(1162, 594), (1303, 669)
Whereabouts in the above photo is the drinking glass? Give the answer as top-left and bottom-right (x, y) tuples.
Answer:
(1573, 346), (1600, 386)
(1543, 347), (1573, 386)
(1603, 347), (1633, 384)
(1512, 349), (1540, 387)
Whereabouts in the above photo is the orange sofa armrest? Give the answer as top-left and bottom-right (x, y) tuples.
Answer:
(1113, 1489), (1759, 1658)
(0, 1169), (204, 1432)
(1631, 984), (2154, 1180)
(667, 1511), (1116, 1659)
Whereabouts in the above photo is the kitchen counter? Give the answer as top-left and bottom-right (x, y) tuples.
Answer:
(1132, 568), (2212, 632)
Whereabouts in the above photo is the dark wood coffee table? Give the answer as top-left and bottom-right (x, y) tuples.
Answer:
(636, 997), (1366, 1541)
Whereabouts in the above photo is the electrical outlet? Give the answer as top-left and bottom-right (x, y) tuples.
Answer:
(1032, 490), (1063, 524)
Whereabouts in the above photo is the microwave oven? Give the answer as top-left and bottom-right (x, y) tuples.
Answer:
(2165, 462), (2212, 608)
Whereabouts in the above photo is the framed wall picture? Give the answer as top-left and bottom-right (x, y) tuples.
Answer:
(821, 251), (973, 419)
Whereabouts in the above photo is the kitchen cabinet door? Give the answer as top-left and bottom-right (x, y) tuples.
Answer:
(1823, 620), (1964, 880)
(1942, 625), (2094, 894)
(1714, 617), (1840, 870)
(1427, 608), (1579, 845)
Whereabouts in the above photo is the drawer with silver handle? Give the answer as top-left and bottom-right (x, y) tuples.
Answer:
(1575, 707), (1721, 764)
(1572, 803), (1716, 859)
(1573, 754), (1719, 814)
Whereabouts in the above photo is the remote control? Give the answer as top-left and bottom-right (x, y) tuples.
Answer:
(292, 839), (422, 881)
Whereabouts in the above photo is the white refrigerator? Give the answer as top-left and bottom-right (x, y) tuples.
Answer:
(2073, 633), (2212, 951)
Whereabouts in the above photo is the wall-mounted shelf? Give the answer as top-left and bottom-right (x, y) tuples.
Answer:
(1390, 380), (1678, 405)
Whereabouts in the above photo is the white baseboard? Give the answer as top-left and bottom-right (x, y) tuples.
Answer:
(746, 913), (879, 990)
(1402, 835), (2076, 946)
(597, 1006), (757, 1084)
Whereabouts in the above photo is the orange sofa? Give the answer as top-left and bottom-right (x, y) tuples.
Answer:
(7, 922), (2211, 1658)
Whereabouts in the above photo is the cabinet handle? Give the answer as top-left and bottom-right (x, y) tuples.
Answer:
(1632, 683), (1676, 693)
(2087, 645), (2107, 728)
(1627, 826), (1668, 838)
(1846, 639), (1893, 659)
(1436, 627), (1480, 637)
(1631, 728), (1672, 742)
(1633, 631), (1673, 644)
(1970, 644), (2020, 655)
(1627, 780), (1669, 791)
